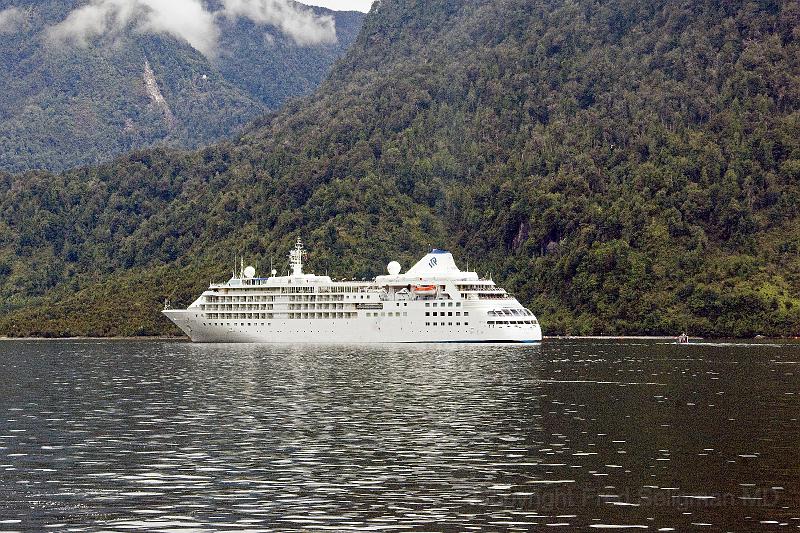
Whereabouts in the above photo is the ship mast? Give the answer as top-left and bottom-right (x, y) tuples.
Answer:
(289, 238), (305, 277)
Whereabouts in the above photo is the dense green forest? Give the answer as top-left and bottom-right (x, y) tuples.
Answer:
(0, 0), (799, 338)
(0, 0), (364, 172)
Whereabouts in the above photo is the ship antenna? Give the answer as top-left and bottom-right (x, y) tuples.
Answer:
(289, 237), (305, 277)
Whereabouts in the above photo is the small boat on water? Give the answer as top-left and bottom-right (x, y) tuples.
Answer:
(677, 332), (689, 344)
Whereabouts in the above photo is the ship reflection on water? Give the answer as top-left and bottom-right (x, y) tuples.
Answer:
(0, 339), (798, 531)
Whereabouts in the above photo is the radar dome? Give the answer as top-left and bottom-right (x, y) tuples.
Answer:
(243, 266), (256, 279)
(387, 261), (401, 276)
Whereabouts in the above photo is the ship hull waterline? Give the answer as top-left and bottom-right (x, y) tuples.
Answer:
(163, 310), (542, 344)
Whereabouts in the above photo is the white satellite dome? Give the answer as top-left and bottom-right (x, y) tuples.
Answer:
(243, 265), (256, 279)
(387, 261), (401, 276)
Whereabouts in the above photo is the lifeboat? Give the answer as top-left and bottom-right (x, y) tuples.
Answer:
(412, 285), (437, 296)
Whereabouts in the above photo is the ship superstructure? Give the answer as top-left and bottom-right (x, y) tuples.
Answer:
(163, 239), (542, 343)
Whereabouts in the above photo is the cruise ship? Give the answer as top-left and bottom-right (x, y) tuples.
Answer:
(163, 239), (542, 343)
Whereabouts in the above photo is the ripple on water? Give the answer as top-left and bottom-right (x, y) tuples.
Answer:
(0, 340), (798, 531)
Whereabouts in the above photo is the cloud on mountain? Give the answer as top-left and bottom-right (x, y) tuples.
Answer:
(222, 0), (336, 46)
(0, 6), (27, 34)
(45, 0), (337, 58)
(45, 0), (220, 57)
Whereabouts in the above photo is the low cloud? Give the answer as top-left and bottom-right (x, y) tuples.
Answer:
(222, 0), (337, 46)
(45, 0), (337, 58)
(0, 7), (27, 34)
(46, 0), (219, 58)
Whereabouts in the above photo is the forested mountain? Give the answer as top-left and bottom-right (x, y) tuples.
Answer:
(0, 0), (364, 172)
(1, 0), (799, 338)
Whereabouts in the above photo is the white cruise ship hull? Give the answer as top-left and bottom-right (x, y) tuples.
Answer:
(163, 242), (543, 344)
(163, 310), (542, 344)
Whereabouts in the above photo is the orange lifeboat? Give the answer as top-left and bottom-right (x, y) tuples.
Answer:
(412, 285), (437, 296)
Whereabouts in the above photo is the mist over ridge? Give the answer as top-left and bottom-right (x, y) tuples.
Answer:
(0, 0), (366, 173)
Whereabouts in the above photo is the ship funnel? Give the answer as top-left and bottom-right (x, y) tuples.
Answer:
(406, 249), (460, 276)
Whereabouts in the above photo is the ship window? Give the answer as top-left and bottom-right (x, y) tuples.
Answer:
(425, 322), (430, 326)
(465, 322), (469, 326)
(456, 302), (461, 307)
(456, 312), (461, 316)
(403, 312), (407, 316)
(396, 303), (399, 307)
(448, 322), (452, 326)
(425, 303), (430, 307)
(449, 302), (453, 307)
(456, 322), (460, 326)
(404, 303), (408, 307)
(425, 312), (429, 316)
(464, 312), (469, 316)
(448, 312), (453, 316)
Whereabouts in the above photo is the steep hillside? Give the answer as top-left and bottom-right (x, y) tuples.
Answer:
(0, 0), (365, 173)
(1, 0), (799, 337)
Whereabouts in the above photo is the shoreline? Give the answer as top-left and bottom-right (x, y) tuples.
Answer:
(1, 335), (796, 342)
(0, 336), (184, 341)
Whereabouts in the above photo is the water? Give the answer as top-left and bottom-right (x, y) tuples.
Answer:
(0, 339), (798, 532)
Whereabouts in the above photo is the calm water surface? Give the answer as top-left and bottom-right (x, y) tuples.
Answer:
(0, 339), (798, 532)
